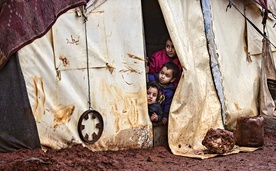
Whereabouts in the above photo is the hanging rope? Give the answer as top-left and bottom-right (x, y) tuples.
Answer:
(251, 0), (276, 21)
(226, 0), (276, 49)
(84, 18), (92, 110)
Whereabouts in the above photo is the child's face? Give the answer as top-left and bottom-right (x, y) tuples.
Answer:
(165, 39), (176, 58)
(147, 86), (158, 105)
(158, 66), (175, 85)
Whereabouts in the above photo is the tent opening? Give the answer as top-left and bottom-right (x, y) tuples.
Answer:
(141, 0), (170, 58)
(142, 0), (171, 147)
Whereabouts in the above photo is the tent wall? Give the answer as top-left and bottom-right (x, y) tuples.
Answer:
(141, 0), (169, 58)
(211, 0), (261, 130)
(160, 0), (275, 158)
(12, 0), (276, 158)
(0, 54), (40, 152)
(18, 0), (152, 151)
(212, 0), (276, 129)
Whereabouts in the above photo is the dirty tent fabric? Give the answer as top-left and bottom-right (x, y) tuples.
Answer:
(211, 0), (260, 130)
(0, 0), (88, 152)
(18, 0), (151, 151)
(2, 0), (276, 158)
(210, 0), (275, 129)
(0, 0), (88, 70)
(161, 0), (276, 158)
(159, 0), (223, 158)
(244, 1), (276, 115)
(260, 38), (276, 116)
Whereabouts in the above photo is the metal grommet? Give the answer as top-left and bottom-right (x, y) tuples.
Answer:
(78, 110), (104, 144)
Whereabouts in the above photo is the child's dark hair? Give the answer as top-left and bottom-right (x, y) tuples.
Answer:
(162, 62), (179, 79)
(166, 37), (172, 42)
(147, 81), (161, 96)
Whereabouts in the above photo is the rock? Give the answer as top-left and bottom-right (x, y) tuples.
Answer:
(235, 116), (264, 147)
(202, 128), (236, 154)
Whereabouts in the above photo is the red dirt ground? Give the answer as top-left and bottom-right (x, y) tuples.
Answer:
(0, 132), (276, 171)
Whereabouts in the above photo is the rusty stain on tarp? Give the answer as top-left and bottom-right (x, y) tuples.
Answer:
(55, 69), (61, 81)
(119, 64), (141, 74)
(106, 63), (115, 74)
(54, 105), (75, 122)
(119, 61), (142, 85)
(32, 76), (75, 126)
(53, 104), (75, 128)
(234, 102), (242, 111)
(66, 35), (79, 45)
(114, 126), (152, 148)
(87, 125), (153, 151)
(87, 10), (104, 15)
(127, 53), (144, 61)
(121, 74), (132, 85)
(100, 80), (143, 133)
(32, 76), (46, 121)
(59, 55), (70, 67)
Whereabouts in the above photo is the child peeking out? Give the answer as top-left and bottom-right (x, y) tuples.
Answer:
(147, 62), (179, 124)
(147, 81), (163, 123)
(147, 37), (182, 88)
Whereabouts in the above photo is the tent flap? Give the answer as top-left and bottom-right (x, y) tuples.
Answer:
(0, 54), (40, 152)
(159, 0), (223, 158)
(0, 0), (87, 71)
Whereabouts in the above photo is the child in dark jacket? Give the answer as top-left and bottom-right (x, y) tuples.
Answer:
(147, 81), (163, 123)
(147, 62), (179, 124)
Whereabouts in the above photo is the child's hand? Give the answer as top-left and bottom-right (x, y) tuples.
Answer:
(145, 57), (149, 74)
(150, 113), (158, 122)
(162, 118), (168, 124)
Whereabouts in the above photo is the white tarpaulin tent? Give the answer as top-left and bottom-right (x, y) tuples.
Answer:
(12, 0), (276, 158)
(18, 0), (152, 151)
(164, 0), (276, 158)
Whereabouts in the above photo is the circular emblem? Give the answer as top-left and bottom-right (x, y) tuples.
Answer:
(78, 110), (104, 144)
